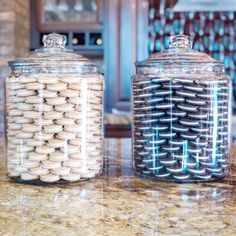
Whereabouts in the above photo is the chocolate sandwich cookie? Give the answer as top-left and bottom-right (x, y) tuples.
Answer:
(177, 104), (198, 112)
(173, 173), (191, 180)
(167, 109), (186, 117)
(176, 90), (196, 98)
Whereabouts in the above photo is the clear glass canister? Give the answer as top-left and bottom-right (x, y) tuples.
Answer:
(132, 35), (231, 182)
(5, 33), (104, 184)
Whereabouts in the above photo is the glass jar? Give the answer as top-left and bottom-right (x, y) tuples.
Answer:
(5, 33), (104, 184)
(132, 35), (231, 182)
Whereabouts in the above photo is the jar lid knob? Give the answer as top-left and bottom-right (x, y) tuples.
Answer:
(43, 33), (66, 49)
(169, 35), (192, 49)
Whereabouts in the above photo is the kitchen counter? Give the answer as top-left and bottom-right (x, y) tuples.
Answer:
(0, 139), (236, 236)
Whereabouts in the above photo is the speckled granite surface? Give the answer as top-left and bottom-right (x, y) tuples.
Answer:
(0, 139), (236, 236)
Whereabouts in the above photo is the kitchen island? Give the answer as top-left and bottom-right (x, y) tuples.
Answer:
(0, 139), (235, 236)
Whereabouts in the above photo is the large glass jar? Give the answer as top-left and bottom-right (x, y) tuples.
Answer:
(132, 35), (231, 182)
(5, 33), (104, 184)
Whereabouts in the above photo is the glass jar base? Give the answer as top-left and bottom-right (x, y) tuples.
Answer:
(135, 172), (226, 183)
(9, 176), (97, 186)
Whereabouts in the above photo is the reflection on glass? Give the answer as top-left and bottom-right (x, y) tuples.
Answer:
(42, 0), (98, 23)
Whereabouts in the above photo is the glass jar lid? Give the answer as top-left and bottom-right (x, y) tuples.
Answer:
(136, 35), (224, 75)
(8, 33), (98, 73)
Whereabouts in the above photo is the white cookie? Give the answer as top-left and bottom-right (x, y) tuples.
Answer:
(21, 172), (38, 181)
(43, 124), (63, 134)
(8, 83), (25, 90)
(8, 123), (22, 130)
(23, 160), (40, 168)
(26, 139), (45, 147)
(43, 111), (63, 120)
(56, 131), (76, 140)
(51, 166), (70, 176)
(49, 152), (69, 161)
(42, 159), (61, 169)
(34, 119), (53, 126)
(38, 75), (59, 84)
(64, 111), (81, 119)
(38, 90), (58, 98)
(62, 159), (82, 168)
(16, 103), (34, 111)
(34, 132), (54, 140)
(19, 75), (37, 83)
(46, 97), (66, 105)
(16, 89), (37, 97)
(40, 173), (60, 182)
(34, 104), (53, 112)
(15, 117), (33, 124)
(16, 131), (34, 139)
(47, 139), (67, 148)
(26, 82), (45, 90)
(28, 152), (48, 161)
(54, 103), (74, 112)
(60, 144), (80, 154)
(36, 145), (55, 154)
(55, 118), (75, 126)
(47, 83), (67, 91)
(30, 166), (49, 175)
(25, 96), (44, 104)
(8, 109), (23, 116)
(22, 124), (43, 133)
(59, 89), (78, 97)
(61, 173), (81, 182)
(24, 111), (42, 119)
(64, 124), (81, 133)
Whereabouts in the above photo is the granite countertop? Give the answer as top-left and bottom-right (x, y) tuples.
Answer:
(0, 139), (236, 236)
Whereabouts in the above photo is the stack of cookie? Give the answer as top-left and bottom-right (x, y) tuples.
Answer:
(6, 74), (103, 183)
(132, 76), (229, 182)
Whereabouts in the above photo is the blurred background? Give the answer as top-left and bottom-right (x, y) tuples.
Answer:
(0, 0), (236, 137)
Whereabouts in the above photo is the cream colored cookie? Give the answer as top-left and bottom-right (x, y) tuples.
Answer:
(15, 117), (33, 124)
(9, 83), (26, 90)
(16, 103), (34, 111)
(55, 118), (75, 126)
(64, 111), (81, 119)
(59, 76), (79, 83)
(47, 83), (67, 91)
(8, 109), (23, 116)
(43, 111), (63, 120)
(16, 131), (34, 139)
(88, 84), (103, 91)
(38, 75), (59, 84)
(34, 119), (53, 126)
(69, 152), (82, 160)
(49, 152), (69, 161)
(28, 152), (48, 161)
(7, 103), (17, 109)
(19, 145), (34, 152)
(23, 111), (42, 119)
(16, 89), (37, 97)
(34, 132), (54, 140)
(47, 139), (67, 148)
(62, 159), (82, 168)
(68, 97), (79, 105)
(36, 145), (55, 154)
(13, 165), (28, 173)
(22, 124), (42, 133)
(43, 124), (63, 134)
(26, 82), (45, 90)
(30, 166), (49, 175)
(25, 96), (44, 104)
(8, 123), (22, 130)
(21, 172), (38, 181)
(8, 97), (25, 103)
(8, 170), (21, 177)
(64, 124), (81, 133)
(46, 97), (66, 105)
(80, 171), (96, 179)
(38, 90), (58, 98)
(26, 139), (45, 147)
(54, 103), (74, 112)
(40, 173), (60, 182)
(56, 131), (76, 140)
(59, 89), (78, 97)
(34, 104), (53, 112)
(42, 159), (61, 169)
(51, 166), (70, 176)
(23, 160), (40, 168)
(19, 75), (37, 83)
(60, 144), (80, 154)
(61, 173), (81, 182)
